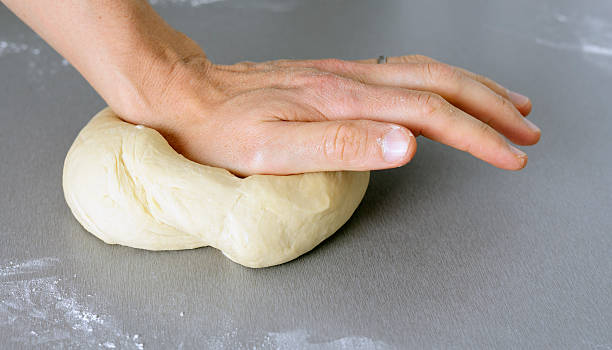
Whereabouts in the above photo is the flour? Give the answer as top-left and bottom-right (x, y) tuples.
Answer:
(487, 12), (612, 74)
(1, 258), (389, 348)
(0, 38), (73, 85)
(0, 257), (58, 277)
(0, 41), (33, 57)
(0, 258), (144, 349)
(267, 330), (392, 350)
(195, 316), (392, 349)
(539, 14), (612, 72)
(202, 328), (392, 349)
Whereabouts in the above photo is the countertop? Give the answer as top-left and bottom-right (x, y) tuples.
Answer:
(1, 0), (611, 348)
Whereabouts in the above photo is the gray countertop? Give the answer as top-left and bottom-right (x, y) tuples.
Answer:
(1, 0), (611, 348)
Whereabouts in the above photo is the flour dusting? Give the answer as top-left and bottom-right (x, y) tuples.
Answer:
(0, 258), (144, 349)
(0, 39), (72, 84)
(528, 13), (612, 74)
(267, 330), (392, 350)
(202, 324), (392, 349)
(533, 15), (612, 58)
(0, 41), (35, 57)
(0, 257), (58, 277)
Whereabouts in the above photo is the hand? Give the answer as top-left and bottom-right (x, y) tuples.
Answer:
(121, 50), (540, 176)
(2, 0), (539, 176)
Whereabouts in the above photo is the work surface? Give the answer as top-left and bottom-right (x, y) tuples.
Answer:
(1, 0), (611, 348)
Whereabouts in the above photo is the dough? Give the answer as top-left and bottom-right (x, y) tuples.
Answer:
(62, 108), (369, 268)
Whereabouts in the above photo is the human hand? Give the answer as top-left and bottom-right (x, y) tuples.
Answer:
(121, 50), (539, 176)
(1, 0), (539, 177)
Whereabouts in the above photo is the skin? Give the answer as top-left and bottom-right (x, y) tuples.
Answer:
(2, 0), (540, 176)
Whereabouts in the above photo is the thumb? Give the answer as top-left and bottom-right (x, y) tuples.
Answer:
(249, 120), (416, 174)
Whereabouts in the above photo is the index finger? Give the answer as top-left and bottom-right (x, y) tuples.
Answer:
(352, 55), (533, 116)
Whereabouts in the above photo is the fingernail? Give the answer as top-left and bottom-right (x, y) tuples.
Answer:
(524, 118), (541, 133)
(382, 127), (409, 163)
(507, 90), (530, 107)
(509, 144), (527, 159)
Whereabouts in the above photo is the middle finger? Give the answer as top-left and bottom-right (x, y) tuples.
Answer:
(282, 59), (540, 146)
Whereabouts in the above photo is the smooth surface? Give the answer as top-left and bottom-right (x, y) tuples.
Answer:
(1, 0), (611, 348)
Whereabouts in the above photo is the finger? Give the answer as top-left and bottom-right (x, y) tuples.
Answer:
(246, 120), (416, 174)
(353, 55), (532, 116)
(391, 56), (533, 116)
(288, 59), (540, 146)
(292, 79), (528, 170)
(453, 67), (533, 116)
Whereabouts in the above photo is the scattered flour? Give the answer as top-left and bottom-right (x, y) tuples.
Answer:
(533, 14), (612, 58)
(535, 14), (612, 73)
(0, 41), (35, 57)
(0, 257), (59, 277)
(199, 318), (392, 349)
(0, 258), (144, 349)
(266, 330), (391, 350)
(202, 329), (392, 349)
(487, 12), (612, 73)
(0, 39), (72, 84)
(1, 257), (390, 349)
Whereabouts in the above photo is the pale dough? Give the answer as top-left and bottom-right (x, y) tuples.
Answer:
(62, 108), (369, 268)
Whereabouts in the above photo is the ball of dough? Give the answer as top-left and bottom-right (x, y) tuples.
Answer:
(62, 108), (369, 268)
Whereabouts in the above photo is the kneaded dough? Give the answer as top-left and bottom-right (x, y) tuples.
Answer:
(63, 108), (369, 268)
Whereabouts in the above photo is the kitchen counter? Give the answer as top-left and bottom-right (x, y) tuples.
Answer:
(1, 0), (611, 348)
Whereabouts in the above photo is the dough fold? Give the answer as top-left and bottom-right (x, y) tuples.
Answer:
(63, 108), (369, 267)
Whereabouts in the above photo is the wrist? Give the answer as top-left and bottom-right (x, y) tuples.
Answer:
(105, 30), (211, 124)
(55, 0), (212, 125)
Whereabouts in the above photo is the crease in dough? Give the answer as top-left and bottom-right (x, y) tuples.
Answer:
(63, 108), (369, 267)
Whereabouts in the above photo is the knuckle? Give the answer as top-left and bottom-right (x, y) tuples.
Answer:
(233, 127), (268, 174)
(242, 143), (267, 174)
(414, 92), (445, 117)
(299, 71), (358, 105)
(422, 62), (460, 83)
(461, 123), (490, 155)
(234, 61), (256, 70)
(412, 54), (430, 61)
(299, 70), (340, 91)
(312, 72), (342, 90)
(291, 68), (321, 84)
(270, 59), (292, 67)
(496, 91), (516, 111)
(477, 121), (498, 138)
(323, 124), (368, 162)
(406, 54), (434, 63)
(316, 58), (348, 71)
(469, 122), (505, 152)
(252, 61), (277, 71)
(334, 81), (364, 110)
(481, 75), (502, 91)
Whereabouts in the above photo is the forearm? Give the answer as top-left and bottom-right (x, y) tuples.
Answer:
(1, 0), (204, 119)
